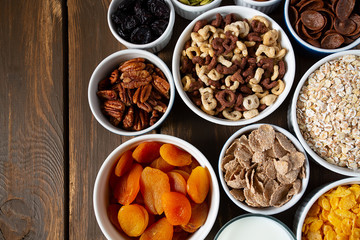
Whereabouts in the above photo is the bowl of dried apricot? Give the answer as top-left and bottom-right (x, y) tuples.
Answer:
(172, 6), (296, 126)
(93, 134), (220, 239)
(289, 50), (360, 176)
(295, 177), (360, 240)
(88, 49), (175, 136)
(219, 124), (309, 215)
(284, 0), (360, 54)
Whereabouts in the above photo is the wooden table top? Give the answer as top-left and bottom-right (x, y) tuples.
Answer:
(1, 0), (358, 239)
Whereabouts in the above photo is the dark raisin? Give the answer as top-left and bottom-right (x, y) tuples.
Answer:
(131, 26), (153, 44)
(151, 19), (168, 37)
(117, 0), (136, 13)
(135, 8), (154, 24)
(147, 0), (170, 19)
(111, 14), (122, 25)
(123, 15), (139, 31)
(116, 27), (130, 41)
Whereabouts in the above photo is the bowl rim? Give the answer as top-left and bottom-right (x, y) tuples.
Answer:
(283, 0), (360, 54)
(93, 134), (221, 240)
(235, 0), (282, 7)
(171, 0), (222, 11)
(295, 177), (360, 239)
(172, 5), (296, 126)
(107, 0), (175, 49)
(289, 49), (360, 176)
(218, 123), (310, 215)
(215, 213), (296, 240)
(88, 49), (175, 136)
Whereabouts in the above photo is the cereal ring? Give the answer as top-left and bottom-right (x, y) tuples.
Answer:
(255, 45), (276, 58)
(252, 16), (270, 28)
(182, 75), (196, 91)
(207, 69), (224, 81)
(199, 87), (217, 111)
(249, 68), (265, 84)
(271, 65), (279, 80)
(255, 90), (269, 99)
(198, 25), (217, 40)
(242, 94), (260, 110)
(217, 55), (232, 68)
(222, 109), (242, 120)
(263, 30), (279, 46)
(200, 44), (215, 58)
(185, 46), (201, 60)
(271, 80), (285, 95)
(243, 109), (259, 119)
(225, 76), (240, 90)
(260, 94), (277, 106)
(215, 89), (236, 107)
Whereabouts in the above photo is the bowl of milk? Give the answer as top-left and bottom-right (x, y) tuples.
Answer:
(215, 214), (296, 240)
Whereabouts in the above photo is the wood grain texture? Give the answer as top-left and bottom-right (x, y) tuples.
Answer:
(0, 0), (65, 239)
(67, 0), (130, 239)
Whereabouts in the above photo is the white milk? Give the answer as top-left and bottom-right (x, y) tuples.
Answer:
(216, 215), (294, 240)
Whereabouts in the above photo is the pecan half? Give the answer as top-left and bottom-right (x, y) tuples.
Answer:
(152, 75), (170, 98)
(121, 70), (152, 89)
(109, 69), (120, 84)
(150, 110), (160, 126)
(153, 101), (167, 113)
(96, 90), (117, 100)
(118, 58), (146, 72)
(115, 83), (132, 106)
(122, 106), (135, 130)
(103, 100), (125, 119)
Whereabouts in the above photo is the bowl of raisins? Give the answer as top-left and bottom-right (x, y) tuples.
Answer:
(93, 134), (220, 239)
(108, 0), (175, 53)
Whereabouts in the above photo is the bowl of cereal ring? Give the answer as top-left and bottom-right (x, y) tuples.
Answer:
(295, 177), (360, 240)
(284, 0), (360, 55)
(88, 49), (175, 136)
(218, 124), (310, 215)
(289, 50), (360, 176)
(172, 6), (296, 126)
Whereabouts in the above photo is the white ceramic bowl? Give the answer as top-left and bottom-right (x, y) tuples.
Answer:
(170, 0), (222, 20)
(288, 50), (360, 176)
(294, 177), (360, 240)
(93, 134), (220, 240)
(234, 0), (282, 14)
(88, 49), (175, 136)
(107, 0), (175, 53)
(172, 6), (296, 126)
(215, 214), (296, 240)
(218, 124), (310, 215)
(284, 0), (360, 55)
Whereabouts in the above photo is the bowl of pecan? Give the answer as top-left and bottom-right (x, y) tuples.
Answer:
(172, 6), (296, 126)
(170, 0), (222, 20)
(88, 49), (175, 136)
(284, 0), (360, 54)
(233, 0), (282, 14)
(219, 124), (309, 215)
(289, 49), (360, 176)
(93, 134), (220, 240)
(108, 0), (175, 53)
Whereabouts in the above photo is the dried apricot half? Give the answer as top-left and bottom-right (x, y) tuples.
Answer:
(114, 150), (133, 177)
(160, 143), (192, 167)
(162, 192), (192, 225)
(187, 166), (210, 204)
(140, 217), (173, 240)
(133, 142), (162, 164)
(113, 163), (143, 205)
(118, 204), (149, 237)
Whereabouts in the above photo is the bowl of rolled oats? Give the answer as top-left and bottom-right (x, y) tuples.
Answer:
(88, 49), (175, 136)
(289, 50), (360, 177)
(218, 124), (310, 215)
(172, 6), (296, 126)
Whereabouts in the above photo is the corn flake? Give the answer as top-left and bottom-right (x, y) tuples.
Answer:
(302, 184), (360, 240)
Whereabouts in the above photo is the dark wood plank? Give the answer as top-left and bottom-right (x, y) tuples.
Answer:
(68, 0), (130, 239)
(0, 0), (65, 239)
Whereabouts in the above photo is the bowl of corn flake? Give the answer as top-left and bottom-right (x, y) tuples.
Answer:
(295, 177), (360, 240)
(289, 50), (360, 176)
(219, 124), (309, 215)
(170, 0), (222, 20)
